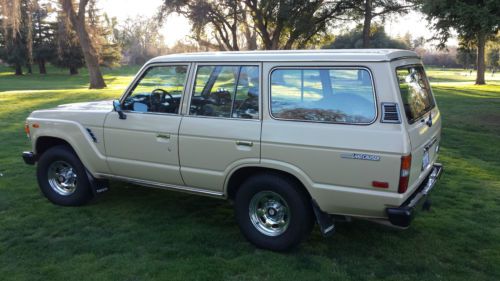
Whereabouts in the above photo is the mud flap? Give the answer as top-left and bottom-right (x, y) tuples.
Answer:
(86, 171), (109, 196)
(312, 200), (335, 237)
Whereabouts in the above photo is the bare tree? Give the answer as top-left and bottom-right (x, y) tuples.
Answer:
(243, 0), (350, 50)
(161, 0), (350, 50)
(60, 0), (106, 88)
(115, 16), (169, 64)
(160, 0), (244, 51)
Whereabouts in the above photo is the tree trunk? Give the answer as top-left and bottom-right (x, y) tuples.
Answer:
(61, 0), (106, 89)
(475, 33), (486, 85)
(73, 15), (106, 88)
(38, 60), (47, 74)
(27, 63), (33, 74)
(362, 0), (372, 48)
(69, 66), (79, 75)
(15, 63), (23, 75)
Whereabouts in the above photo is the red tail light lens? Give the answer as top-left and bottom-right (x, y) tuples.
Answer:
(24, 122), (30, 138)
(398, 154), (412, 193)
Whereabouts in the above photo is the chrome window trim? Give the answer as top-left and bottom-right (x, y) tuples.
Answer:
(119, 62), (191, 116)
(186, 63), (262, 121)
(181, 115), (261, 122)
(268, 66), (378, 126)
(394, 64), (436, 125)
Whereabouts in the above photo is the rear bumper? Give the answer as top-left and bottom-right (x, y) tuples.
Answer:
(386, 163), (443, 227)
(22, 151), (37, 165)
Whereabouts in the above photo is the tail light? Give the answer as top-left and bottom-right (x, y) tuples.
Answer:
(24, 122), (30, 138)
(398, 154), (412, 193)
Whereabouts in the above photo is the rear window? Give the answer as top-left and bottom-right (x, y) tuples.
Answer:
(396, 65), (435, 124)
(270, 68), (376, 124)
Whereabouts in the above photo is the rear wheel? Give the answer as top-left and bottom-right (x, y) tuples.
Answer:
(37, 145), (93, 206)
(235, 173), (314, 251)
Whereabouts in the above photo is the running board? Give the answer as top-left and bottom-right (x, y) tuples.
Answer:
(95, 173), (225, 198)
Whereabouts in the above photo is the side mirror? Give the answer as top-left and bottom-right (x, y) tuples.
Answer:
(113, 100), (127, 120)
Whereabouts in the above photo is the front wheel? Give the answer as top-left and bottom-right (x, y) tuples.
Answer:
(36, 145), (93, 206)
(234, 173), (314, 251)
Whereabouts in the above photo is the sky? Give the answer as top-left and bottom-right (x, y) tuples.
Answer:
(98, 0), (453, 48)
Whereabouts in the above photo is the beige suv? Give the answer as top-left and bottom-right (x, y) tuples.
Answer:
(22, 50), (443, 251)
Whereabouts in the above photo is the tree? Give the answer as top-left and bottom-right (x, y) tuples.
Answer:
(486, 48), (499, 70)
(456, 46), (477, 70)
(351, 0), (414, 48)
(2, 28), (28, 75)
(486, 34), (500, 70)
(60, 0), (106, 88)
(324, 24), (409, 49)
(115, 16), (169, 65)
(160, 0), (350, 50)
(32, 1), (56, 74)
(420, 0), (500, 84)
(51, 13), (85, 75)
(160, 0), (251, 51)
(0, 0), (33, 75)
(244, 0), (349, 49)
(86, 0), (121, 67)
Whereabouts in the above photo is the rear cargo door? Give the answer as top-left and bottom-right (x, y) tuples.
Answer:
(395, 64), (441, 191)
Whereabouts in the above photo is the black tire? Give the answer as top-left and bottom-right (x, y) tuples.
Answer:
(235, 173), (314, 251)
(36, 145), (93, 206)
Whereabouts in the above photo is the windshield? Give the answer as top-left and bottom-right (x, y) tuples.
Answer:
(396, 65), (435, 123)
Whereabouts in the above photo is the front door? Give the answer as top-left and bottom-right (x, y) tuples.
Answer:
(103, 64), (189, 185)
(179, 64), (261, 191)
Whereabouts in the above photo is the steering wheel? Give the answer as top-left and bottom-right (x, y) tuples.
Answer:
(151, 88), (174, 102)
(150, 88), (176, 110)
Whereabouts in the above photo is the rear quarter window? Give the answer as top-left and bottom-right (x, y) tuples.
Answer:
(396, 65), (435, 123)
(270, 68), (376, 124)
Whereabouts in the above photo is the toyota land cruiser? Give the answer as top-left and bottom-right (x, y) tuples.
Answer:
(22, 50), (443, 251)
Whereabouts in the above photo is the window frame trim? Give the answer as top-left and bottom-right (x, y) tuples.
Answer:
(185, 62), (262, 121)
(395, 64), (436, 125)
(268, 66), (379, 126)
(119, 62), (191, 116)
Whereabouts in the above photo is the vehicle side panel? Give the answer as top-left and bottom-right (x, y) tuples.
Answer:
(260, 61), (410, 218)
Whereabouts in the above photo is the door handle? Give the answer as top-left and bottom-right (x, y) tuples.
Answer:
(157, 133), (171, 139)
(236, 140), (253, 147)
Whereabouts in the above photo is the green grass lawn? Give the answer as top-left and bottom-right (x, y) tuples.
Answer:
(0, 65), (499, 281)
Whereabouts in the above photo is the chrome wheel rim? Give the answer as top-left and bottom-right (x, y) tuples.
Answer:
(47, 161), (77, 196)
(249, 191), (290, 236)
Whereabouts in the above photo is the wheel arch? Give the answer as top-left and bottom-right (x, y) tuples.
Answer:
(35, 136), (75, 157)
(32, 132), (107, 176)
(225, 163), (314, 201)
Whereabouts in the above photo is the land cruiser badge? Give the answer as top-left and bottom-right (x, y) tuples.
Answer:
(341, 153), (381, 161)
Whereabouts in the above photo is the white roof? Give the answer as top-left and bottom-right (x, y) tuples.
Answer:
(149, 49), (419, 63)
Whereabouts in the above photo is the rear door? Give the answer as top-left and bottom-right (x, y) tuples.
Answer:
(178, 63), (261, 191)
(395, 64), (441, 191)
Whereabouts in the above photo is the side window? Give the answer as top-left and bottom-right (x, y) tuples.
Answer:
(270, 68), (376, 124)
(122, 65), (188, 114)
(396, 65), (435, 123)
(190, 65), (259, 119)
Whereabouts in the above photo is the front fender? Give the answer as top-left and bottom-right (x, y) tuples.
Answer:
(28, 118), (110, 176)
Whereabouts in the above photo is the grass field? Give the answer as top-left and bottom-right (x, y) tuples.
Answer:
(0, 65), (499, 281)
